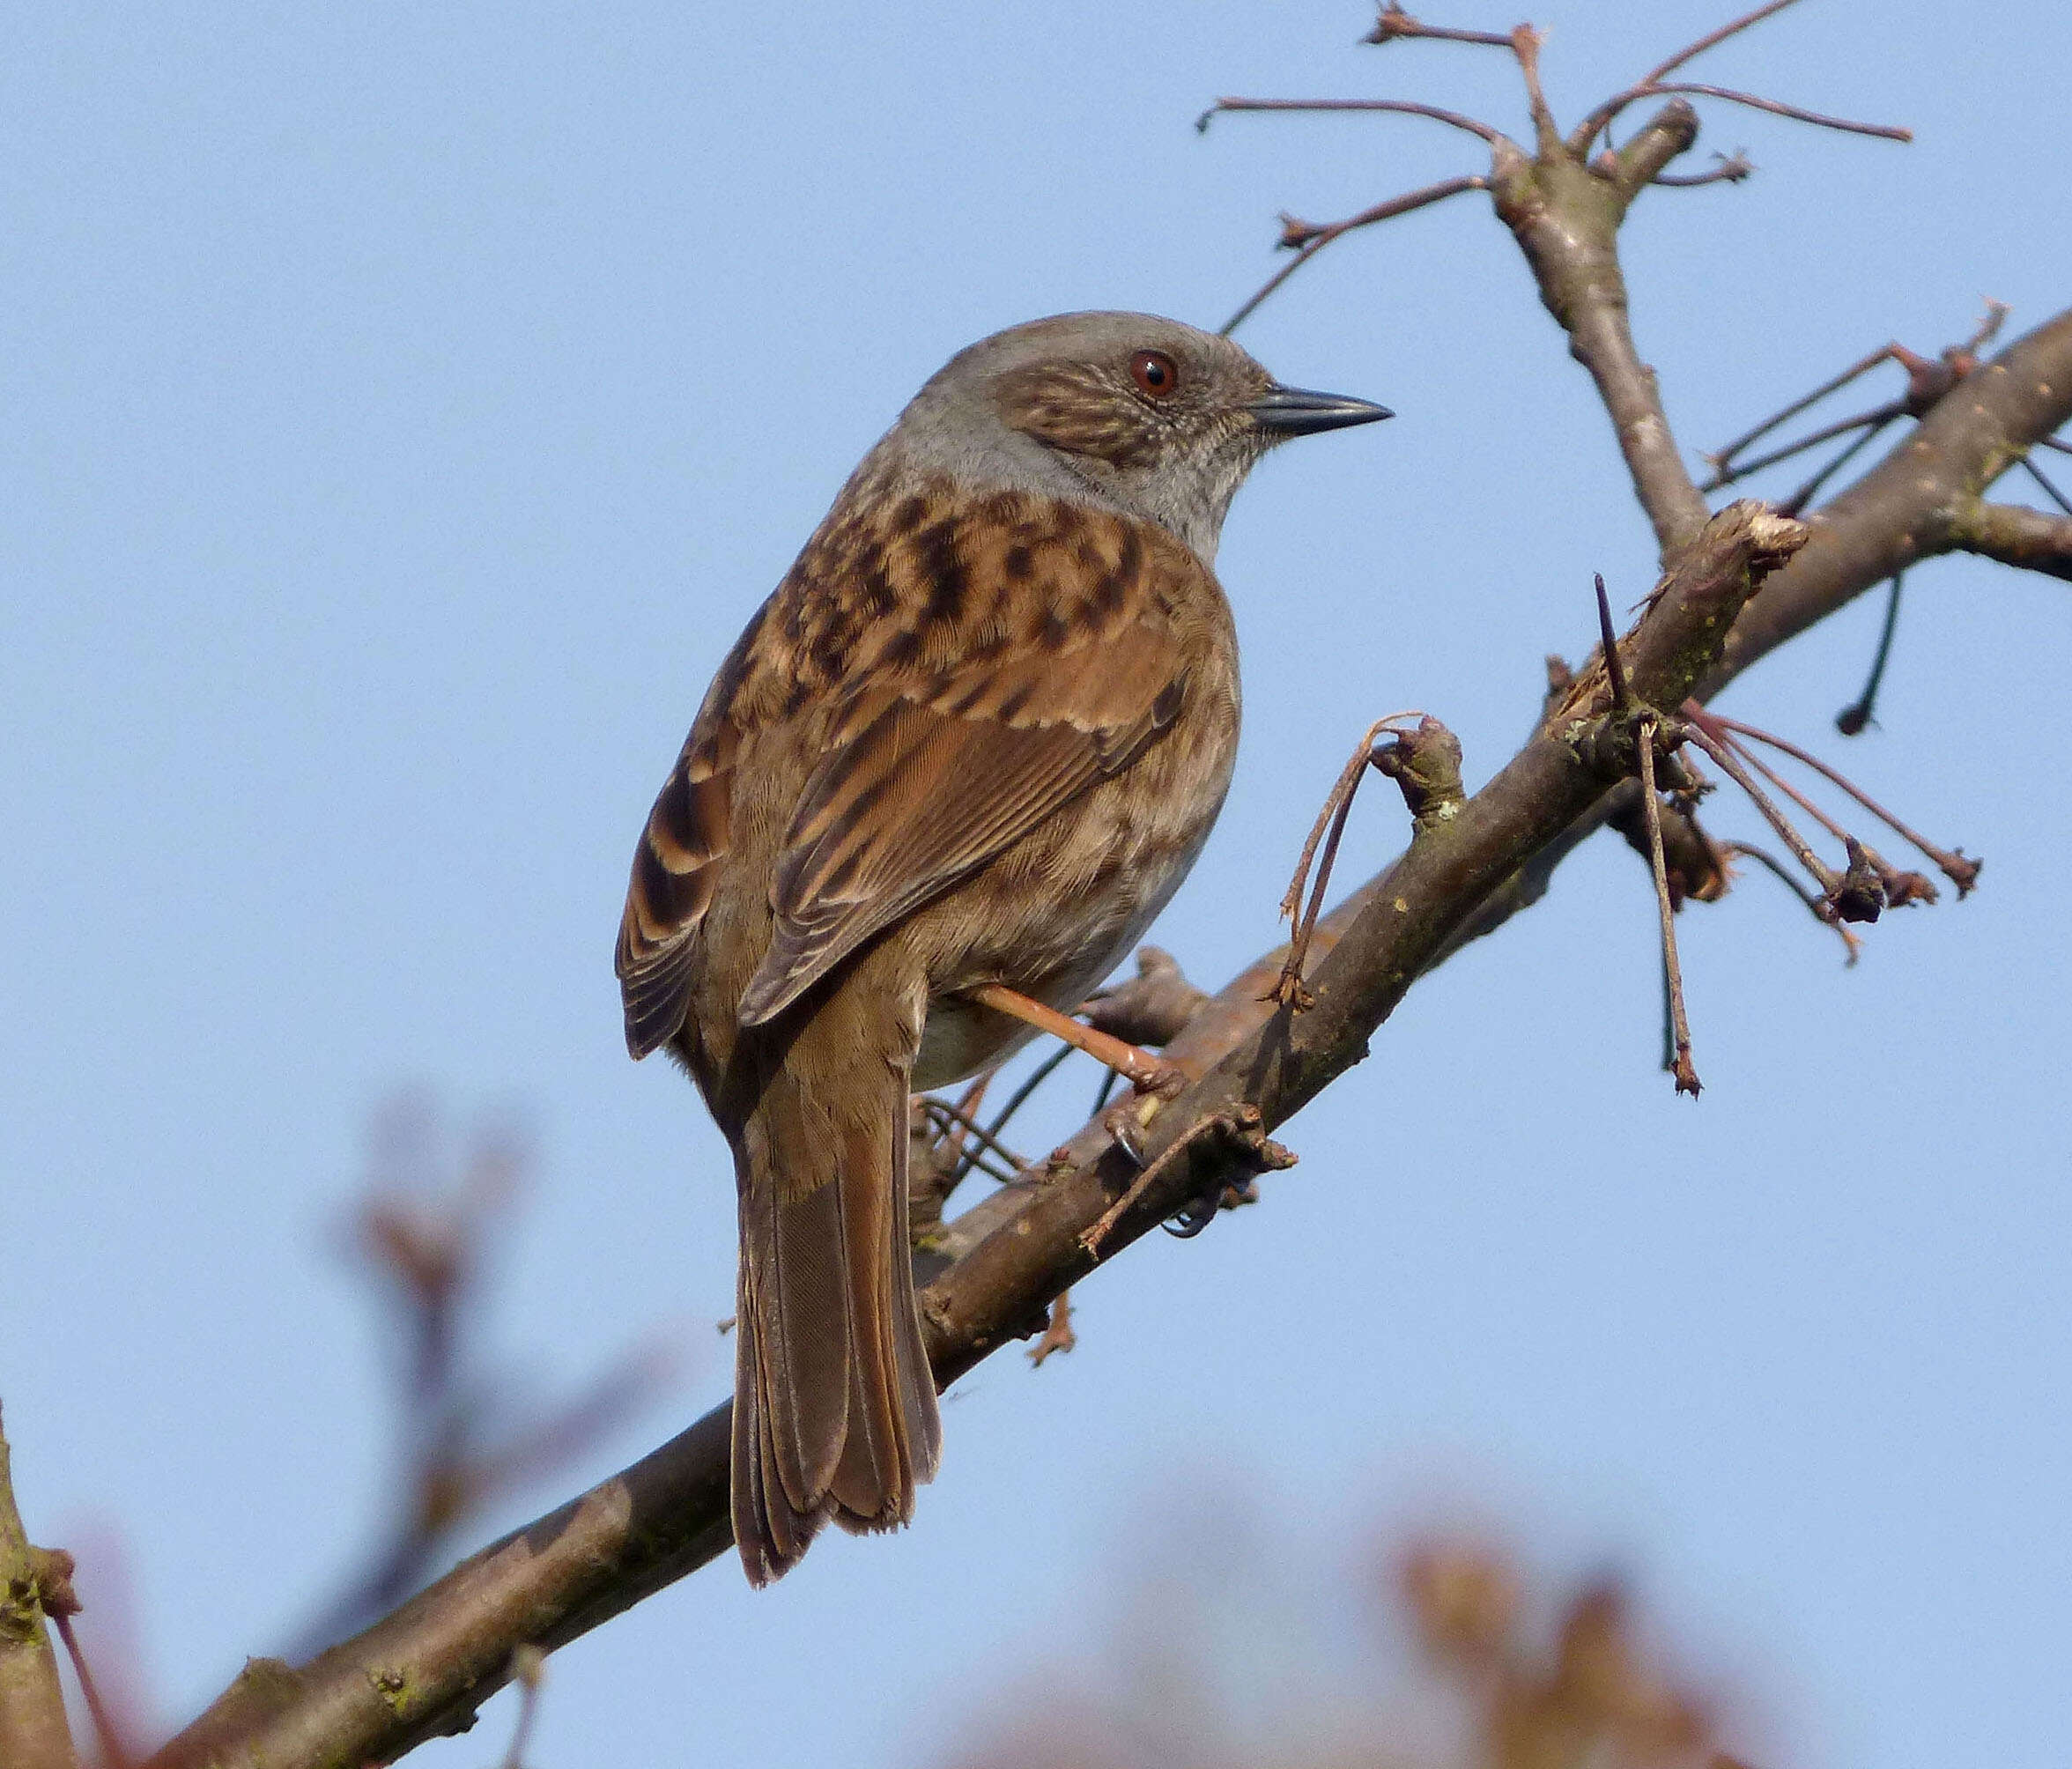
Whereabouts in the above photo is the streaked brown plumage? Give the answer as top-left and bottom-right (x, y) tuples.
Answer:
(617, 312), (1388, 1582)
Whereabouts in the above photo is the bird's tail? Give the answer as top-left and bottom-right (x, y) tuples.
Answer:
(728, 1007), (942, 1585)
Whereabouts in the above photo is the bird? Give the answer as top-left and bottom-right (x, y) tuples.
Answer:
(616, 311), (1388, 1583)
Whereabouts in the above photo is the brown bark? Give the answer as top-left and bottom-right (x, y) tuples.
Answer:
(0, 1408), (78, 1769)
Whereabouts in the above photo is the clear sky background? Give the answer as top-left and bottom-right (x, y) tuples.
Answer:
(5, 3), (2069, 1765)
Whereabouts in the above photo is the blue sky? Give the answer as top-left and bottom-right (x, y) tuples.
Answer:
(5, 3), (2069, 1765)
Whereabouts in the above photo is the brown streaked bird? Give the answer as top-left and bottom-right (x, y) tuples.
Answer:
(616, 311), (1388, 1583)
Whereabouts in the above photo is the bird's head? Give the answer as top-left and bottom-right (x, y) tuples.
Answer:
(900, 311), (1390, 559)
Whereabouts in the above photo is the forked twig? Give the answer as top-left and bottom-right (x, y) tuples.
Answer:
(1776, 416), (1894, 515)
(1272, 712), (1426, 1007)
(1706, 305), (2007, 489)
(1223, 176), (1488, 335)
(1701, 710), (1982, 895)
(1704, 345), (1900, 471)
(1705, 721), (1935, 906)
(1705, 403), (1901, 490)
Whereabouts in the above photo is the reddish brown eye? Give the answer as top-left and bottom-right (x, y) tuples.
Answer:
(1129, 349), (1180, 399)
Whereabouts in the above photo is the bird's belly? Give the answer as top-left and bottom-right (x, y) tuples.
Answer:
(909, 766), (1227, 1092)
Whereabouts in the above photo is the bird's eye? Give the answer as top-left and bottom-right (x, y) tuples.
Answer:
(1129, 350), (1180, 399)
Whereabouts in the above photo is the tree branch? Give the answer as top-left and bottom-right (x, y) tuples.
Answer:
(153, 293), (2072, 1753)
(1718, 307), (2072, 682)
(1946, 498), (2072, 581)
(0, 1407), (78, 1769)
(145, 9), (2072, 1758)
(149, 504), (1808, 1769)
(1489, 101), (1712, 557)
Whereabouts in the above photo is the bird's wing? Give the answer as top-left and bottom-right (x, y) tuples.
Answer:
(616, 485), (1212, 1052)
(615, 607), (767, 1057)
(735, 609), (1188, 1025)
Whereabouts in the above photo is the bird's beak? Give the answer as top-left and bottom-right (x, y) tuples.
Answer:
(1247, 384), (1394, 437)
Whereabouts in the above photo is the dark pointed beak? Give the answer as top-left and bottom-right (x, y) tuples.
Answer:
(1247, 383), (1394, 437)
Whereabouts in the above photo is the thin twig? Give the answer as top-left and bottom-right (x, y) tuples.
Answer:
(1706, 346), (1898, 470)
(1681, 722), (1841, 894)
(1512, 24), (1561, 157)
(1273, 714), (1424, 1006)
(1648, 82), (1911, 140)
(1643, 0), (1809, 85)
(1700, 711), (1981, 894)
(53, 1607), (129, 1769)
(1703, 400), (1903, 490)
(1595, 574), (1631, 712)
(1637, 715), (1700, 1096)
(954, 1044), (1073, 1185)
(925, 1072), (992, 1193)
(1777, 416), (1894, 515)
(1197, 95), (1506, 145)
(1222, 176), (1486, 334)
(1654, 150), (1755, 187)
(1719, 730), (1852, 845)
(500, 1646), (544, 1769)
(919, 1099), (1028, 1172)
(1576, 78), (1909, 155)
(2022, 455), (2072, 517)
(1720, 840), (1863, 963)
(1364, 4), (1512, 48)
(1836, 571), (1904, 734)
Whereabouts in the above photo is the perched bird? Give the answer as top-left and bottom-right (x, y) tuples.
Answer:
(617, 311), (1388, 1582)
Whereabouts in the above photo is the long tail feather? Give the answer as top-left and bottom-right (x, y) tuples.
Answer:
(727, 1003), (941, 1584)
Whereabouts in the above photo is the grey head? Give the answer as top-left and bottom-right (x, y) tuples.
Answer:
(885, 311), (1390, 562)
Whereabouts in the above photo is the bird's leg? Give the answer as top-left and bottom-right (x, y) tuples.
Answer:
(968, 984), (1188, 1099)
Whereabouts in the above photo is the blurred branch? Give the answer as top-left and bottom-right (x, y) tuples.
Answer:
(292, 1109), (674, 1653)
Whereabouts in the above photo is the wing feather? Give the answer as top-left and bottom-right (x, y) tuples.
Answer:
(736, 618), (1185, 1025)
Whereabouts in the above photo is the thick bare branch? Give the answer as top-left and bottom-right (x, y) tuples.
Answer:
(1947, 499), (2072, 581)
(1490, 101), (1711, 555)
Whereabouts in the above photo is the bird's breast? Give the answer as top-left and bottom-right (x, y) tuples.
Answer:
(911, 661), (1239, 1091)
